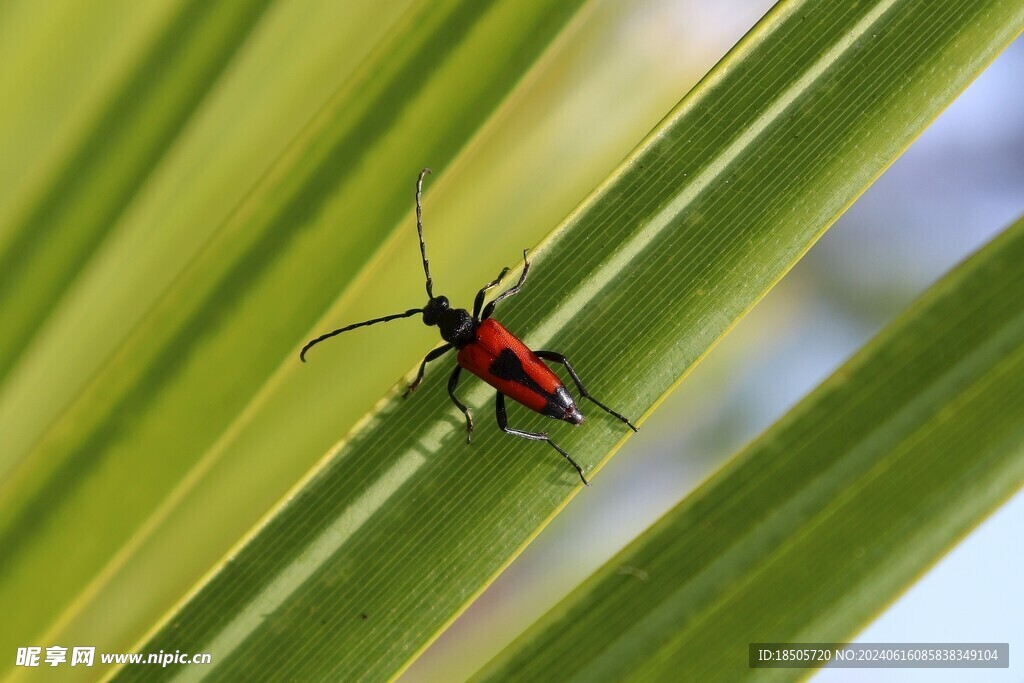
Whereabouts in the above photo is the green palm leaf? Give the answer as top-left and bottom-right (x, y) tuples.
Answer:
(0, 0), (586, 674)
(104, 0), (1022, 680)
(474, 215), (1024, 683)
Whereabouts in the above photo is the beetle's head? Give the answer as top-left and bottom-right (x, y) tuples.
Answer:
(421, 295), (449, 326)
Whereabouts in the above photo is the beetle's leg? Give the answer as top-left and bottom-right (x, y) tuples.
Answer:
(495, 392), (589, 486)
(481, 249), (531, 320)
(447, 365), (473, 443)
(535, 350), (639, 432)
(472, 267), (510, 320)
(403, 343), (453, 398)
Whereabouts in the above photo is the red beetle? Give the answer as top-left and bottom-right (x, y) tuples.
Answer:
(301, 169), (637, 485)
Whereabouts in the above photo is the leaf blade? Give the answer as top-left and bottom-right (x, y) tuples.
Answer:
(0, 0), (279, 380)
(474, 215), (1024, 683)
(0, 0), (588, 671)
(111, 1), (1024, 680)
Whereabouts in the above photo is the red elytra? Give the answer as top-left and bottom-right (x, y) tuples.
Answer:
(300, 169), (636, 485)
(458, 319), (580, 421)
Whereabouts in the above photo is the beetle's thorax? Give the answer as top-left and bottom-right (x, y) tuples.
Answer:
(422, 295), (476, 347)
(437, 307), (475, 347)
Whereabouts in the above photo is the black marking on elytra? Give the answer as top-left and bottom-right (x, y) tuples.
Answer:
(490, 349), (547, 396)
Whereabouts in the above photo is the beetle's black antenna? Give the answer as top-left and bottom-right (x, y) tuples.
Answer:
(300, 308), (422, 362)
(416, 168), (434, 299)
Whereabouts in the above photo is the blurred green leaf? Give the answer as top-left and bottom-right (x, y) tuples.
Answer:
(0, 0), (177, 221)
(474, 216), (1024, 683)
(110, 0), (1022, 680)
(0, 0), (585, 674)
(0, 0), (277, 381)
